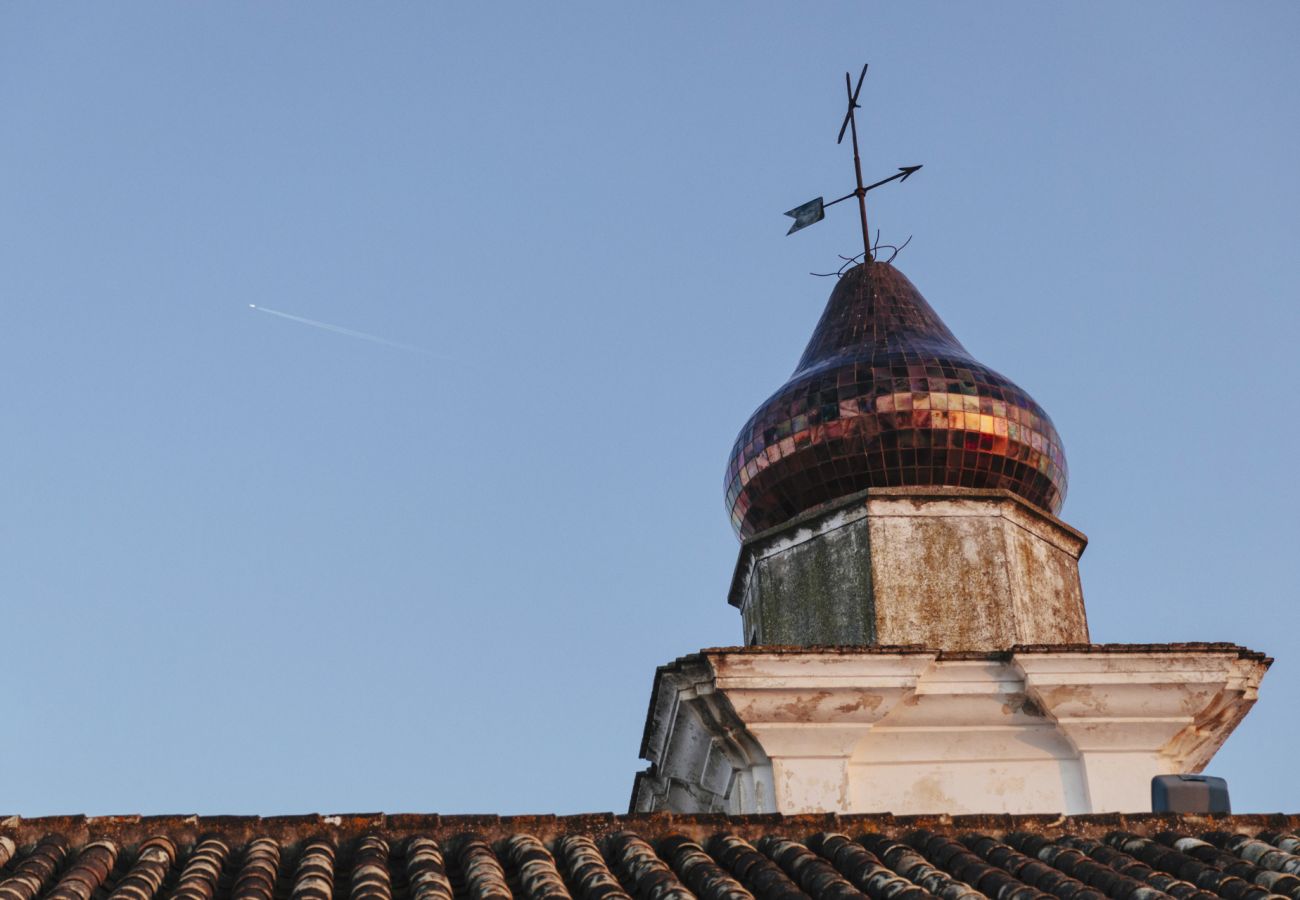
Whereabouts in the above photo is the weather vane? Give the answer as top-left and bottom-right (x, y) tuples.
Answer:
(784, 64), (922, 264)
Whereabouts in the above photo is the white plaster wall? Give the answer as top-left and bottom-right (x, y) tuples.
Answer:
(633, 647), (1269, 815)
(850, 759), (1088, 815)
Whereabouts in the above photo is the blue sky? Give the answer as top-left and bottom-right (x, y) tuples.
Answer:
(1, 2), (1297, 815)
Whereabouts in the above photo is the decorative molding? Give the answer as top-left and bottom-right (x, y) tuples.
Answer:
(633, 646), (1269, 815)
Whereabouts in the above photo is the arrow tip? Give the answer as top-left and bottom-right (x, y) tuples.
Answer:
(898, 165), (923, 181)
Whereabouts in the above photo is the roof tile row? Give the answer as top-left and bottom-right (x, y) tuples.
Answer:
(1, 819), (1300, 900)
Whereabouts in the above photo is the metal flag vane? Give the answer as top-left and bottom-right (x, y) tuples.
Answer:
(784, 64), (922, 263)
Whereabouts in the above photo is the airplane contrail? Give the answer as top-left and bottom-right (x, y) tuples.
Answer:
(248, 305), (446, 357)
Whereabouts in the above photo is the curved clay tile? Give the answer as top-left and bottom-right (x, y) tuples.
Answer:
(961, 834), (1105, 900)
(907, 831), (1048, 900)
(1104, 833), (1281, 900)
(855, 833), (985, 900)
(757, 836), (871, 900)
(658, 835), (753, 900)
(456, 836), (512, 900)
(1156, 834), (1300, 898)
(45, 840), (118, 900)
(1258, 837), (1300, 859)
(171, 837), (230, 900)
(606, 832), (696, 900)
(707, 834), (807, 900)
(106, 837), (176, 900)
(1203, 834), (1300, 878)
(1004, 833), (1172, 900)
(290, 837), (338, 900)
(806, 834), (931, 900)
(554, 835), (632, 900)
(231, 838), (280, 900)
(501, 834), (572, 900)
(403, 837), (453, 900)
(1056, 836), (1212, 900)
(0, 835), (69, 900)
(349, 836), (392, 900)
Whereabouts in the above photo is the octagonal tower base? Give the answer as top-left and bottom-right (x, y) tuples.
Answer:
(730, 487), (1089, 650)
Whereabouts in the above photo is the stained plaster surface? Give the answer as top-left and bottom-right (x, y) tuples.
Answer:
(634, 645), (1270, 817)
(731, 488), (1088, 650)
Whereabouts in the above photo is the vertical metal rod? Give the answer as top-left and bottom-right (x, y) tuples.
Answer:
(844, 73), (871, 262)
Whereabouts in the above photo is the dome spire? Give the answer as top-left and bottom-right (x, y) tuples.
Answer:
(725, 262), (1068, 538)
(728, 68), (1066, 539)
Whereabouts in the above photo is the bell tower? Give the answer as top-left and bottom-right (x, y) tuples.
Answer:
(629, 66), (1270, 817)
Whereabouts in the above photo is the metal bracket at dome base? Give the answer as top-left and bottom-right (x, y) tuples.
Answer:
(811, 233), (913, 278)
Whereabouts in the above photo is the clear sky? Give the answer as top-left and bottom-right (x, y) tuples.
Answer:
(2, 3), (1297, 816)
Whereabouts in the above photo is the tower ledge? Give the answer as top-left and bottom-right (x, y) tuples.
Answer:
(632, 643), (1270, 816)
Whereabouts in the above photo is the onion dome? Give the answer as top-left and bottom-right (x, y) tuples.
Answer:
(725, 261), (1067, 539)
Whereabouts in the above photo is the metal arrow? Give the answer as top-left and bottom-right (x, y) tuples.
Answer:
(865, 164), (922, 191)
(785, 164), (922, 237)
(824, 165), (923, 209)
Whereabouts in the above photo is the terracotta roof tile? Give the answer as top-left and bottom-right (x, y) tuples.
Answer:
(290, 837), (336, 900)
(856, 832), (983, 900)
(775, 832), (912, 900)
(1056, 835), (1214, 900)
(0, 835), (67, 900)
(502, 834), (571, 900)
(980, 832), (1109, 900)
(43, 839), (115, 900)
(349, 836), (392, 900)
(1003, 833), (1169, 900)
(1255, 836), (1300, 861)
(403, 836), (453, 900)
(231, 837), (278, 900)
(911, 829), (1048, 900)
(608, 831), (693, 900)
(1103, 834), (1281, 900)
(707, 834), (803, 900)
(0, 817), (1299, 900)
(1204, 834), (1300, 879)
(459, 834), (515, 900)
(170, 836), (228, 900)
(1165, 833), (1299, 898)
(660, 834), (753, 900)
(104, 836), (172, 900)
(555, 835), (630, 900)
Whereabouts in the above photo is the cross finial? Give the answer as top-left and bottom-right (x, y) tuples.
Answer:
(839, 64), (874, 261)
(784, 64), (922, 265)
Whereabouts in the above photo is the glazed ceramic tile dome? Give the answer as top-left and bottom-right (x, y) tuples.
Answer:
(725, 261), (1067, 539)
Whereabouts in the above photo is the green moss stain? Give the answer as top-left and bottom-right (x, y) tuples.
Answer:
(748, 519), (876, 646)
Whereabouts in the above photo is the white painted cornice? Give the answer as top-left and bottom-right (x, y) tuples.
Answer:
(633, 646), (1269, 816)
